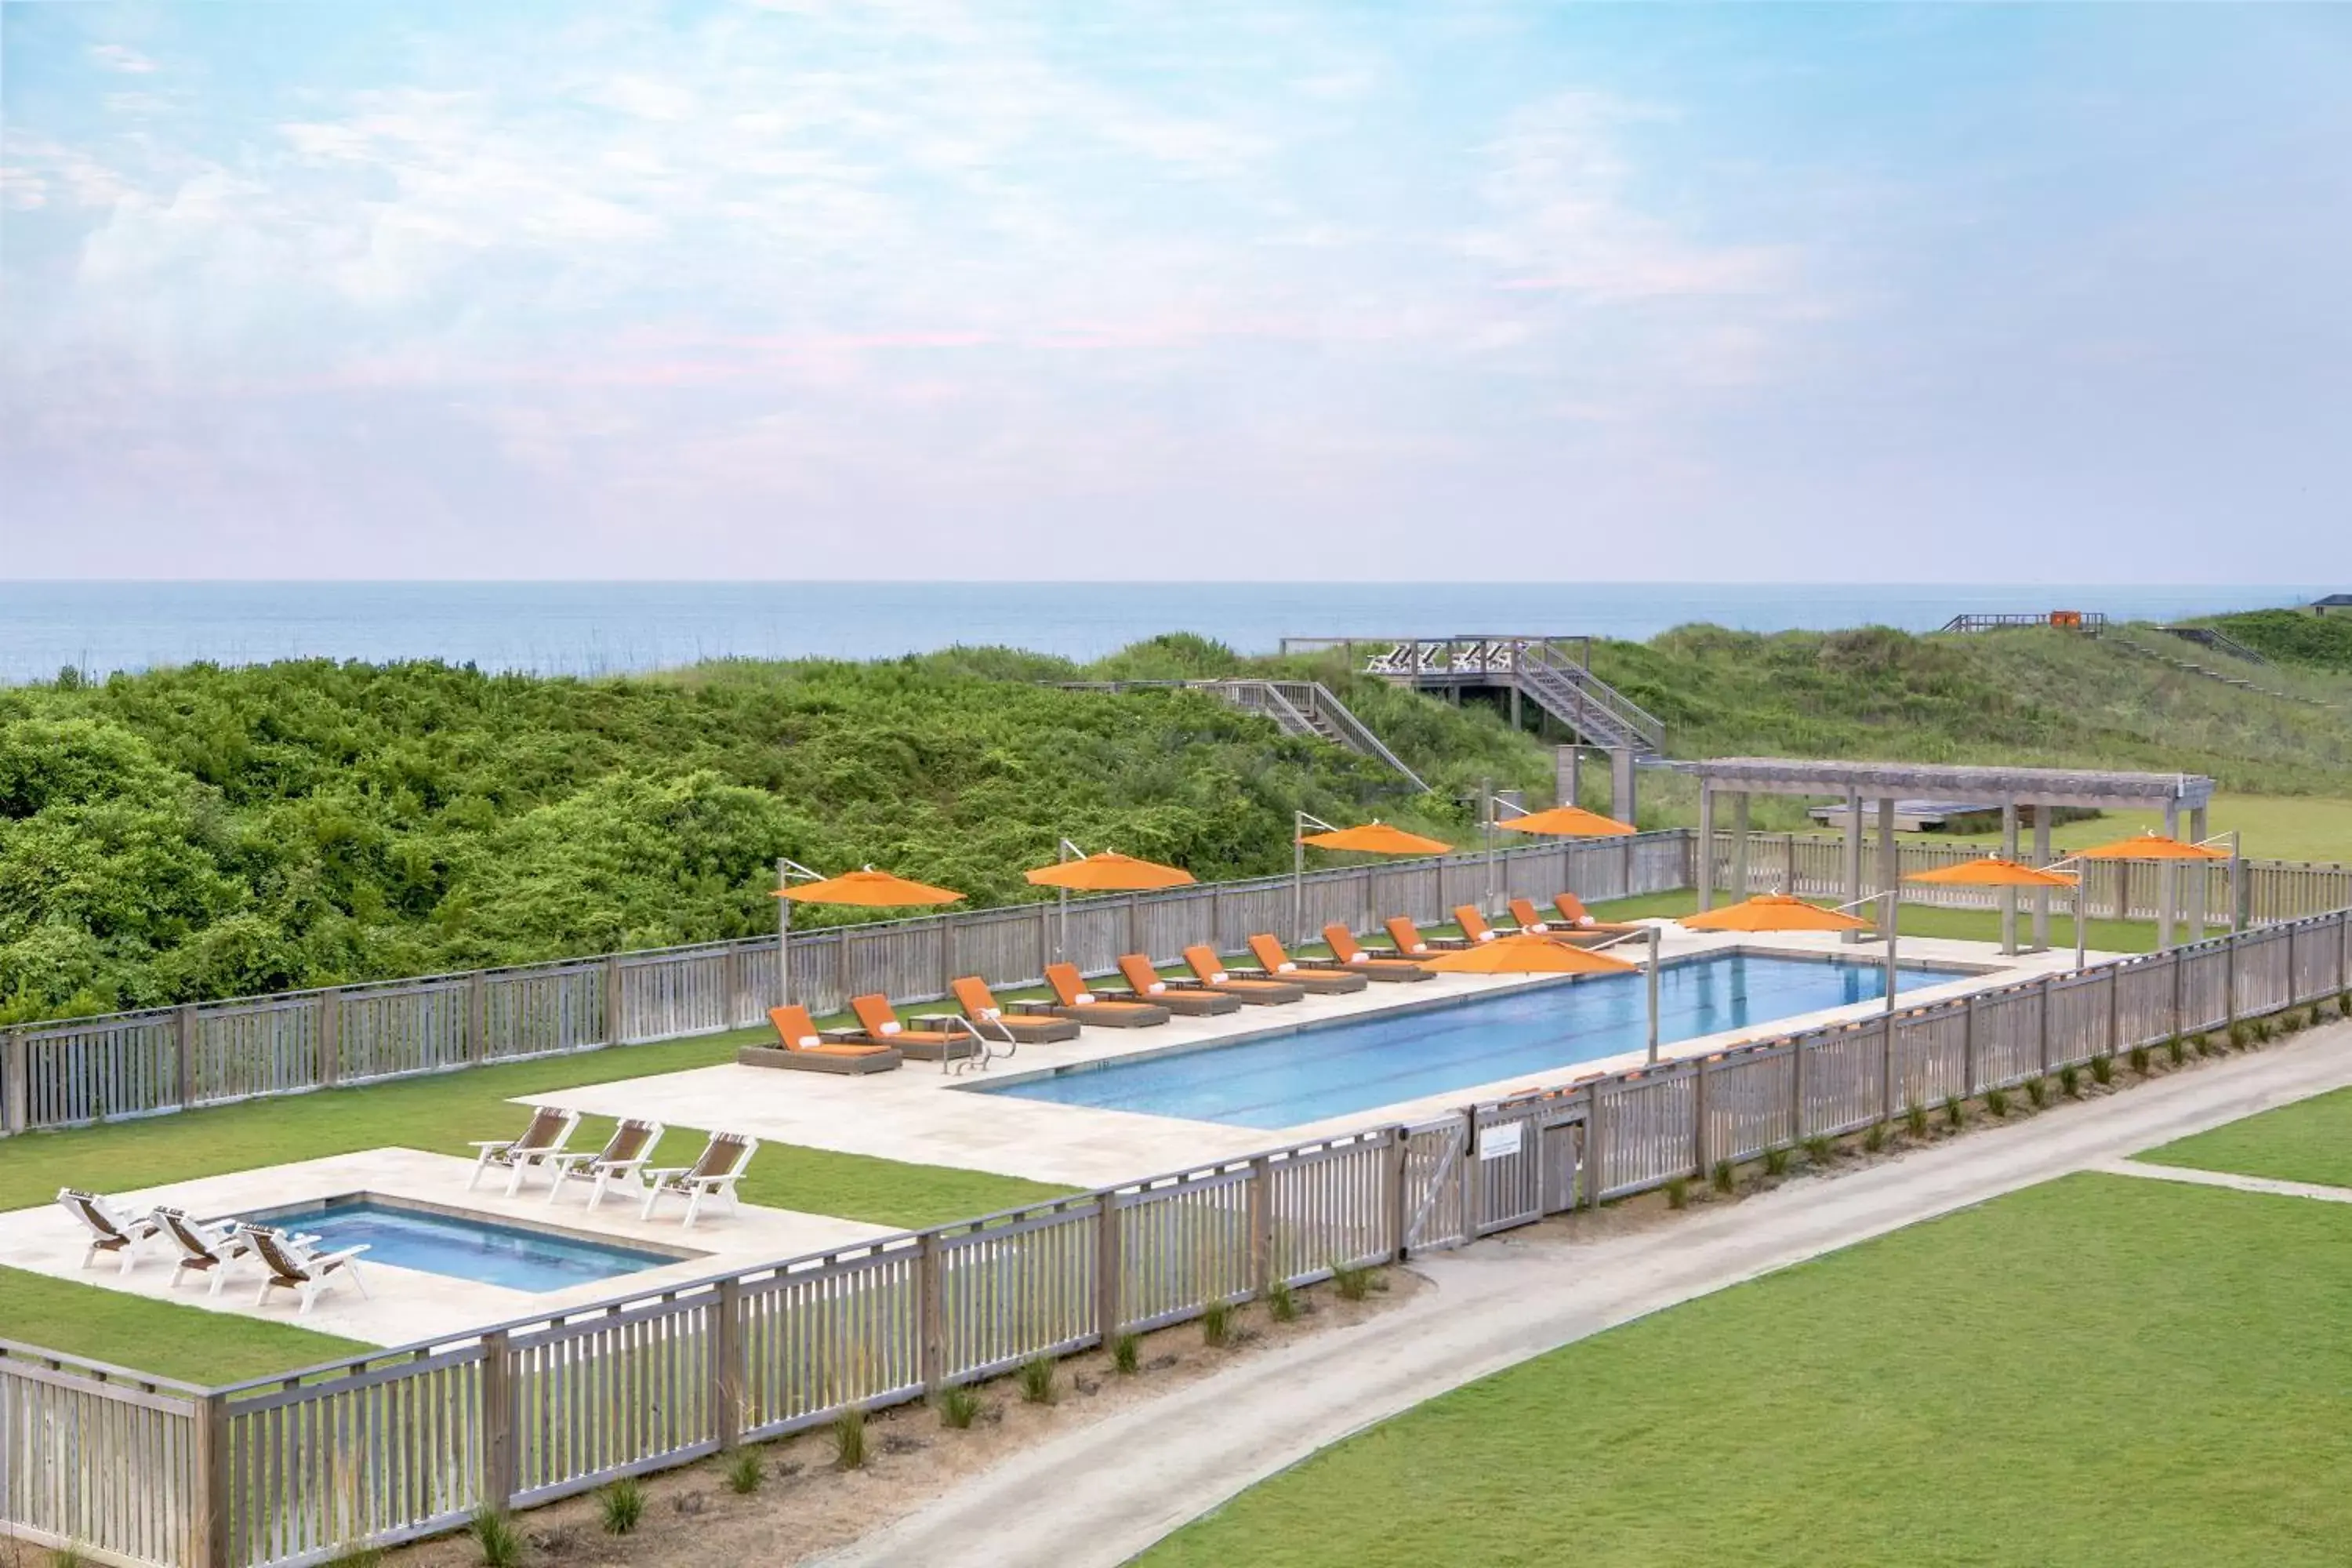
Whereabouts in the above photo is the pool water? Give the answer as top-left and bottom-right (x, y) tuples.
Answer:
(244, 1198), (685, 1291)
(980, 952), (1951, 1129)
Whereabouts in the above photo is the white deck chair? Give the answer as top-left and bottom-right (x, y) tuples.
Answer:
(154, 1207), (318, 1298)
(543, 1119), (664, 1210)
(57, 1189), (164, 1275)
(466, 1105), (582, 1196)
(636, 1131), (759, 1229)
(245, 1227), (369, 1317)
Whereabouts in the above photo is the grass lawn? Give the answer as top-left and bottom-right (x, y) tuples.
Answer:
(1143, 1174), (2352, 1567)
(1, 1270), (372, 1385)
(1940, 790), (2352, 865)
(2135, 1083), (2352, 1191)
(1587, 889), (2163, 954)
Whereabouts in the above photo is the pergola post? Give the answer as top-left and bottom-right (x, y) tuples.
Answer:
(1696, 782), (1716, 912)
(1555, 745), (1579, 810)
(2031, 808), (2053, 953)
(1841, 788), (1864, 946)
(2187, 804), (2209, 942)
(2000, 803), (2020, 956)
(1730, 792), (1751, 902)
(2160, 799), (2180, 949)
(1610, 746), (1637, 827)
(1875, 797), (1898, 946)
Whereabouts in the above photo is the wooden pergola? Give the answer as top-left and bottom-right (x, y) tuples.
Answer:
(1693, 759), (2220, 953)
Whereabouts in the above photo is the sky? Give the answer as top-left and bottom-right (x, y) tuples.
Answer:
(2, 2), (2348, 583)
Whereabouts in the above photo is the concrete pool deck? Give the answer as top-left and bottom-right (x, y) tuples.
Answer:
(522, 928), (2094, 1190)
(0, 1149), (895, 1348)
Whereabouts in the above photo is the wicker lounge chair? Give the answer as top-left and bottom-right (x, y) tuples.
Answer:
(1319, 925), (1432, 982)
(1108, 954), (1243, 1016)
(467, 1106), (583, 1196)
(1242, 935), (1368, 994)
(636, 1131), (759, 1228)
(737, 1006), (902, 1074)
(543, 1119), (666, 1208)
(56, 1189), (164, 1274)
(246, 1227), (369, 1317)
(155, 1207), (317, 1298)
(1383, 916), (1472, 956)
(1178, 946), (1305, 1005)
(1040, 963), (1171, 1027)
(952, 977), (1080, 1044)
(845, 995), (978, 1062)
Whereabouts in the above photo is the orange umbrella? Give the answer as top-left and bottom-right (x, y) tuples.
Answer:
(1024, 850), (1195, 892)
(1905, 857), (2078, 887)
(1417, 933), (1638, 975)
(1298, 822), (1454, 855)
(2074, 832), (2229, 861)
(1680, 894), (1875, 934)
(773, 867), (966, 906)
(1495, 804), (1636, 838)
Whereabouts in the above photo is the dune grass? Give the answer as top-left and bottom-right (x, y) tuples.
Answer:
(2135, 1083), (2352, 1191)
(1142, 1174), (2352, 1567)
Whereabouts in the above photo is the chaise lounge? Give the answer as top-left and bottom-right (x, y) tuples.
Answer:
(739, 1005), (902, 1074)
(953, 976), (1081, 1044)
(1319, 924), (1433, 981)
(845, 995), (978, 1061)
(1384, 916), (1474, 957)
(1040, 963), (1171, 1027)
(635, 1131), (760, 1228)
(1242, 934), (1369, 994)
(466, 1106), (583, 1196)
(1178, 945), (1305, 1005)
(543, 1118), (667, 1207)
(1109, 953), (1244, 1016)
(1451, 906), (1507, 945)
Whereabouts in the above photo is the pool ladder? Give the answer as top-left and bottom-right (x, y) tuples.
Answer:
(944, 1015), (1017, 1076)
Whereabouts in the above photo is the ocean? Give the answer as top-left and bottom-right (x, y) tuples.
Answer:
(0, 581), (2321, 685)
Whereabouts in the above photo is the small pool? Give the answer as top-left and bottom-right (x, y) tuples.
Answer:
(978, 951), (1955, 1129)
(240, 1196), (690, 1292)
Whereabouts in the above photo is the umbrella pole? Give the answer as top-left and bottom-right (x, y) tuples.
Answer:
(1294, 819), (1306, 946)
(775, 858), (791, 1007)
(1646, 926), (1661, 1065)
(1483, 779), (1495, 914)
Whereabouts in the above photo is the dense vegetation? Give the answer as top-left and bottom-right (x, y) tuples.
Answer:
(2205, 609), (2352, 671)
(5, 622), (2347, 1024)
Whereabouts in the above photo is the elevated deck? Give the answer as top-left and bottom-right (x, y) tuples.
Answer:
(1280, 635), (1666, 759)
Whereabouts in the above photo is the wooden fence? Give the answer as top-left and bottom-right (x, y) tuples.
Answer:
(1711, 833), (2352, 925)
(0, 832), (1693, 1138)
(13, 904), (2348, 1568)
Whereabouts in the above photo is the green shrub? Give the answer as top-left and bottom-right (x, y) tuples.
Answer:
(1804, 1135), (1833, 1166)
(597, 1476), (644, 1535)
(1332, 1261), (1378, 1302)
(1984, 1087), (2010, 1118)
(1664, 1175), (1690, 1210)
(470, 1508), (522, 1568)
(1711, 1159), (1735, 1195)
(1863, 1121), (1888, 1154)
(2130, 1044), (2151, 1073)
(2059, 1064), (2082, 1098)
(1266, 1279), (1298, 1323)
(1018, 1356), (1058, 1406)
(724, 1448), (765, 1494)
(2167, 1036), (2187, 1066)
(325, 1544), (385, 1568)
(936, 1385), (982, 1431)
(1201, 1299), (1234, 1348)
(1906, 1098), (1929, 1139)
(1112, 1331), (1141, 1374)
(1763, 1145), (1792, 1177)
(832, 1405), (869, 1468)
(2229, 1021), (2252, 1049)
(2024, 1076), (2047, 1109)
(2091, 1054), (2114, 1086)
(1943, 1094), (1965, 1131)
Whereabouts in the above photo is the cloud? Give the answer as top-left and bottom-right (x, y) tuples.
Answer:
(89, 44), (157, 74)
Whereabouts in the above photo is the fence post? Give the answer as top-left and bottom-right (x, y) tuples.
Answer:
(1582, 1081), (1606, 1210)
(2224, 932), (2238, 1033)
(603, 956), (626, 1047)
(2, 1029), (25, 1136)
(1096, 1190), (1124, 1338)
(318, 987), (342, 1089)
(712, 1275), (743, 1449)
(916, 1232), (945, 1391)
(176, 1004), (198, 1109)
(1385, 1131), (1411, 1255)
(467, 971), (490, 1064)
(2036, 975), (2053, 1075)
(2169, 949), (2183, 1040)
(2105, 967), (2121, 1057)
(941, 916), (957, 998)
(192, 1390), (231, 1568)
(1247, 1155), (1275, 1293)
(1879, 1016), (1896, 1123)
(1788, 1036), (1805, 1143)
(480, 1330), (517, 1509)
(1961, 995), (1976, 1098)
(1693, 1057), (1712, 1178)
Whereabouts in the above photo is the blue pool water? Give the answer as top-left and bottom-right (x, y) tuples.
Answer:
(981, 953), (1951, 1129)
(245, 1199), (684, 1291)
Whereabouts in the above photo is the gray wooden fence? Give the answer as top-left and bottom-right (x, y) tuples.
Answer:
(0, 832), (1693, 1138)
(11, 904), (2347, 1568)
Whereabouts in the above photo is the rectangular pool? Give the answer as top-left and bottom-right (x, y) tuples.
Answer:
(240, 1196), (691, 1292)
(978, 952), (1954, 1129)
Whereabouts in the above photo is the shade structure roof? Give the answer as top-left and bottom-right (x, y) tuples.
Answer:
(1495, 804), (1636, 838)
(1904, 857), (2079, 888)
(1416, 932), (1639, 975)
(1690, 757), (2216, 814)
(1023, 851), (1196, 892)
(1298, 822), (1454, 856)
(2073, 833), (2230, 862)
(773, 867), (966, 906)
(1680, 894), (1875, 934)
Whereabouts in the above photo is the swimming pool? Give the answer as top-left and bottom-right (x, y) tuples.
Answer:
(240, 1196), (689, 1291)
(978, 952), (1954, 1129)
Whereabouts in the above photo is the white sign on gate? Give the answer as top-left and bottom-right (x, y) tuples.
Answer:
(1478, 1121), (1523, 1160)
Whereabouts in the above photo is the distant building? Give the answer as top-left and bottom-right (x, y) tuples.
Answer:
(2310, 593), (2352, 616)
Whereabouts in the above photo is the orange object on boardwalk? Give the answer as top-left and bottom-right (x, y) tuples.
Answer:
(1023, 851), (1194, 891)
(1495, 805), (1635, 838)
(1679, 895), (1874, 934)
(1297, 822), (1453, 856)
(1417, 933), (1639, 975)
